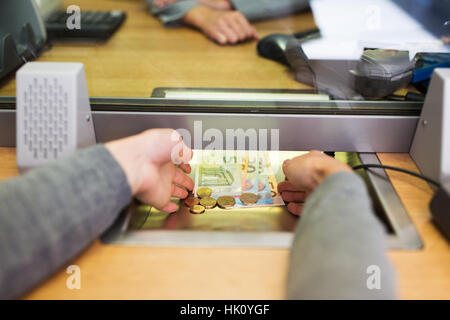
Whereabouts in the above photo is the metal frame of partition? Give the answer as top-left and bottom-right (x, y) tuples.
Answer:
(0, 96), (422, 151)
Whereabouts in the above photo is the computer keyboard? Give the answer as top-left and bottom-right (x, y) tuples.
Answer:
(45, 10), (126, 40)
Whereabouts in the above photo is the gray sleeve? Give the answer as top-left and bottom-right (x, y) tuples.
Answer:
(230, 0), (310, 21)
(287, 171), (396, 299)
(0, 145), (132, 299)
(146, 0), (200, 25)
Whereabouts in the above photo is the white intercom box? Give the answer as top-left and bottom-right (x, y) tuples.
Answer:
(16, 62), (96, 172)
(410, 68), (450, 184)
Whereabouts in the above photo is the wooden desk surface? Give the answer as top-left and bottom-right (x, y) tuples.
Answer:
(0, 0), (315, 98)
(0, 0), (449, 299)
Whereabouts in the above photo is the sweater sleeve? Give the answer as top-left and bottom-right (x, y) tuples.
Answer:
(0, 145), (132, 299)
(146, 0), (200, 26)
(286, 171), (396, 299)
(146, 0), (310, 25)
(230, 0), (310, 21)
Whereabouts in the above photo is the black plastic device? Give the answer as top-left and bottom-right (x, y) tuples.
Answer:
(257, 29), (320, 66)
(45, 10), (126, 40)
(430, 181), (450, 242)
(351, 49), (415, 99)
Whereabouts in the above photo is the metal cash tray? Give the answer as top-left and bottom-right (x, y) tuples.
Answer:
(101, 151), (423, 250)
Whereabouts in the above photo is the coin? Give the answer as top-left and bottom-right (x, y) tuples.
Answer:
(197, 187), (212, 198)
(190, 204), (205, 214)
(184, 196), (200, 208)
(240, 192), (258, 205)
(217, 196), (236, 209)
(199, 197), (217, 209)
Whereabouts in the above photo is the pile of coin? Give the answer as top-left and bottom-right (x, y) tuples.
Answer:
(184, 187), (214, 214)
(184, 187), (259, 214)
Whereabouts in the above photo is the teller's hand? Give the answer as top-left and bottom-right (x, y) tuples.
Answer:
(278, 151), (352, 216)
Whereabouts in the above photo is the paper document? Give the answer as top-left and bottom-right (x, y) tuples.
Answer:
(304, 0), (449, 60)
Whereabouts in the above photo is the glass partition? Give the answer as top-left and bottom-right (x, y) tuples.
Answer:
(1, 0), (448, 105)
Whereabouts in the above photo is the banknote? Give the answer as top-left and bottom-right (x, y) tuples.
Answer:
(194, 150), (244, 197)
(262, 151), (285, 207)
(193, 150), (284, 209)
(235, 151), (272, 206)
(234, 151), (284, 208)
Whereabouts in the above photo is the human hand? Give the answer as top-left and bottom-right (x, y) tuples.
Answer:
(278, 151), (352, 216)
(183, 6), (259, 45)
(105, 129), (194, 213)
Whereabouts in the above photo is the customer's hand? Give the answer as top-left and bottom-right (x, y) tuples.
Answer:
(183, 6), (259, 45)
(105, 129), (194, 213)
(278, 151), (352, 216)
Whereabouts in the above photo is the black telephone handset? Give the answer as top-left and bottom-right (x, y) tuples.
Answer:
(256, 29), (320, 66)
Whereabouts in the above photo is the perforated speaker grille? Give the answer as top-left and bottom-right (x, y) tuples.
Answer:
(22, 77), (69, 160)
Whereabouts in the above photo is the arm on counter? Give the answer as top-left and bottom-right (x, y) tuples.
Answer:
(147, 0), (200, 25)
(280, 152), (396, 299)
(147, 0), (310, 25)
(0, 129), (193, 299)
(146, 0), (310, 44)
(0, 145), (132, 299)
(230, 0), (310, 21)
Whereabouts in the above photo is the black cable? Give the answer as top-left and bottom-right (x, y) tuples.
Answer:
(352, 164), (441, 187)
